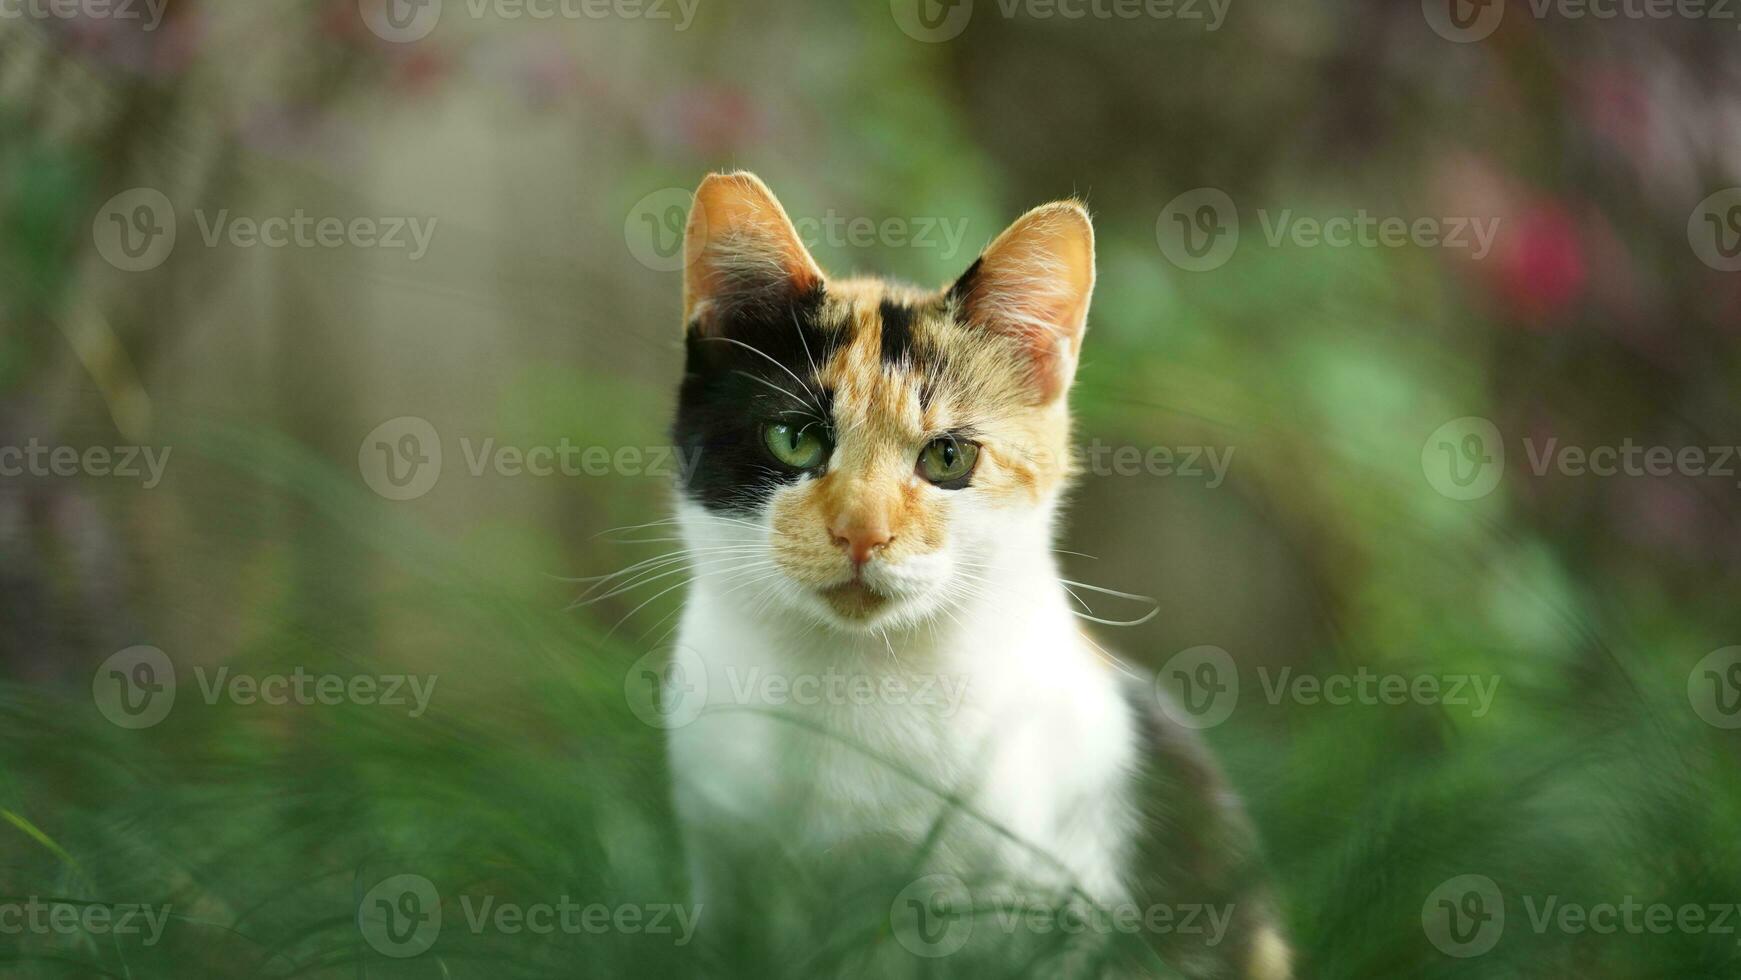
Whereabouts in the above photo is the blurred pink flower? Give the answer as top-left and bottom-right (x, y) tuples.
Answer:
(393, 48), (451, 93)
(1492, 203), (1588, 324)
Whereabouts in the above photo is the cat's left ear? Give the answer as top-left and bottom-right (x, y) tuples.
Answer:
(947, 201), (1095, 404)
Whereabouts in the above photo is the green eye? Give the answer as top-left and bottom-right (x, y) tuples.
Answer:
(917, 436), (979, 488)
(763, 422), (829, 470)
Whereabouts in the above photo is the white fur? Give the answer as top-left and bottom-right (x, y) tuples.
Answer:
(666, 494), (1139, 906)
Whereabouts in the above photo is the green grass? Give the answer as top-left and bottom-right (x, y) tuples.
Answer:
(2, 422), (1739, 978)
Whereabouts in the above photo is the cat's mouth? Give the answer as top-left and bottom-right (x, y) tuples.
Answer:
(817, 579), (892, 621)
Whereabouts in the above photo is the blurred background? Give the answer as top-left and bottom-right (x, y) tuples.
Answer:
(2, 1), (1741, 976)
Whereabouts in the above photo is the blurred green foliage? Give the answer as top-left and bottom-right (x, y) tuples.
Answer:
(3, 2), (1740, 977)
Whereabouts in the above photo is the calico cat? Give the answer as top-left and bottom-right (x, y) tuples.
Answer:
(662, 172), (1289, 979)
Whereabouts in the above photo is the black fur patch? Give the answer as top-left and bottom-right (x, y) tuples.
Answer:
(877, 299), (917, 366)
(672, 285), (839, 515)
(945, 257), (982, 307)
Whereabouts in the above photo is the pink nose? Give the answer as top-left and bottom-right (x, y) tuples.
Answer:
(830, 516), (893, 565)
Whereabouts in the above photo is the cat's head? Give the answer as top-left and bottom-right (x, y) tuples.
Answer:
(672, 172), (1094, 632)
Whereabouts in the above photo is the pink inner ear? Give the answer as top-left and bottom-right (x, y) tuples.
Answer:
(950, 203), (1094, 402)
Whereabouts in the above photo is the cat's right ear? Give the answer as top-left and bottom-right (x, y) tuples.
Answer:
(682, 172), (823, 332)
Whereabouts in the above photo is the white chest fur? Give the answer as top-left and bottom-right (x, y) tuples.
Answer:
(665, 550), (1139, 905)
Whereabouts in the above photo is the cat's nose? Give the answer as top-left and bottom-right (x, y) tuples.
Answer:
(829, 515), (893, 566)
